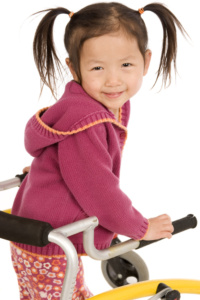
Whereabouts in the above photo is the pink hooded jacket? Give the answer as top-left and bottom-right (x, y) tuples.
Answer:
(12, 80), (148, 255)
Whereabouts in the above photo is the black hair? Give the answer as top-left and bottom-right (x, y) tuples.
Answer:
(33, 2), (188, 98)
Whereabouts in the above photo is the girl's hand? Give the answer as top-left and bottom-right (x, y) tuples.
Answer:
(22, 166), (31, 173)
(143, 214), (174, 241)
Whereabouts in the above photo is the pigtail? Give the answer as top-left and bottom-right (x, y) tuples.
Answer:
(142, 3), (188, 88)
(33, 7), (71, 99)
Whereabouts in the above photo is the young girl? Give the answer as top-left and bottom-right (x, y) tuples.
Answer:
(11, 2), (186, 299)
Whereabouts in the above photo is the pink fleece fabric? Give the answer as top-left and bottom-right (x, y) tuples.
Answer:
(12, 81), (148, 255)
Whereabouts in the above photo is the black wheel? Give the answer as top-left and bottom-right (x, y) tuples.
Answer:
(101, 250), (149, 288)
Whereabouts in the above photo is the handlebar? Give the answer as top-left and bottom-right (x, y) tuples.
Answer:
(0, 173), (27, 191)
(137, 214), (197, 249)
(0, 211), (53, 247)
(0, 212), (197, 258)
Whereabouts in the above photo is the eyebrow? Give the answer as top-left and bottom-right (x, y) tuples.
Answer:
(87, 56), (136, 64)
(87, 59), (104, 64)
(119, 55), (136, 61)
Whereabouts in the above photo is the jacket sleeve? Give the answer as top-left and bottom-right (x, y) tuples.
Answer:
(58, 123), (148, 240)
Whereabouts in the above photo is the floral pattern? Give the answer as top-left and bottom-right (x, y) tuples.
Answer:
(11, 243), (93, 300)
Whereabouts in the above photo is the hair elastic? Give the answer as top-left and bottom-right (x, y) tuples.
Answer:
(69, 11), (74, 18)
(138, 8), (144, 15)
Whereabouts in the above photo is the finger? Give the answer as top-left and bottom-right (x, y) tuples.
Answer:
(163, 232), (173, 239)
(161, 224), (174, 233)
(22, 167), (30, 173)
(158, 214), (172, 221)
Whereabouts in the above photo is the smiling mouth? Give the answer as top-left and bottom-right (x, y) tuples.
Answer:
(103, 91), (123, 98)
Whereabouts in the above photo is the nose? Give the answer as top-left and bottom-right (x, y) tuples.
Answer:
(105, 70), (122, 87)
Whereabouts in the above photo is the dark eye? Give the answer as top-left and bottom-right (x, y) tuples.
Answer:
(122, 63), (132, 67)
(92, 66), (103, 71)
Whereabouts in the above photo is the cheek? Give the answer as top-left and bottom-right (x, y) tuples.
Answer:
(81, 78), (100, 98)
(128, 72), (144, 94)
(135, 76), (144, 90)
(82, 73), (101, 89)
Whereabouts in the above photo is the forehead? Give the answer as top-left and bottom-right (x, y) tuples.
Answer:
(80, 31), (141, 62)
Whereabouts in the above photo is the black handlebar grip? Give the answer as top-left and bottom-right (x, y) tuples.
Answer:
(15, 172), (28, 183)
(137, 214), (197, 249)
(172, 214), (197, 234)
(0, 211), (53, 247)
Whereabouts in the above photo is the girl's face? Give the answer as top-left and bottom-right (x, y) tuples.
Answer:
(68, 31), (151, 119)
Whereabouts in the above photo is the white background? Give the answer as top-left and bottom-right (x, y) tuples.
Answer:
(0, 0), (199, 299)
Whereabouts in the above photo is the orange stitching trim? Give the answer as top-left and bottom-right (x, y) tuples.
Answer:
(119, 107), (122, 124)
(137, 221), (150, 241)
(35, 107), (128, 135)
(121, 133), (127, 153)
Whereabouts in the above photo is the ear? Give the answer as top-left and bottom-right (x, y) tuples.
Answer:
(143, 49), (152, 76)
(65, 58), (79, 81)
